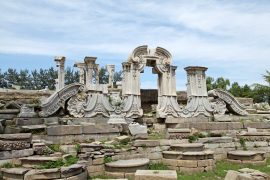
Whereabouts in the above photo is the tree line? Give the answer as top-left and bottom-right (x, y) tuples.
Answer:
(206, 70), (270, 103)
(0, 67), (122, 90)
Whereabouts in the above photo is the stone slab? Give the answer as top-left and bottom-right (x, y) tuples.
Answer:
(0, 133), (32, 141)
(0, 148), (33, 160)
(105, 158), (149, 173)
(0, 140), (30, 150)
(0, 109), (20, 114)
(15, 118), (44, 126)
(61, 164), (83, 178)
(24, 168), (60, 180)
(135, 170), (177, 180)
(134, 140), (159, 147)
(47, 125), (82, 135)
(82, 124), (120, 134)
(1, 168), (29, 180)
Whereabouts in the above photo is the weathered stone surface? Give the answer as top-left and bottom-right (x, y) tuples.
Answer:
(20, 156), (61, 168)
(33, 143), (53, 155)
(21, 125), (46, 132)
(197, 137), (233, 143)
(104, 171), (125, 178)
(0, 109), (20, 114)
(115, 135), (130, 143)
(135, 170), (177, 180)
(162, 159), (178, 166)
(0, 114), (17, 119)
(0, 140), (30, 150)
(170, 143), (204, 152)
(227, 150), (265, 161)
(61, 164), (83, 178)
(82, 124), (120, 134)
(93, 157), (104, 165)
(182, 150), (214, 160)
(86, 164), (104, 173)
(128, 123), (147, 135)
(159, 139), (186, 146)
(105, 158), (149, 173)
(134, 140), (159, 147)
(47, 125), (82, 135)
(66, 171), (87, 180)
(44, 117), (59, 125)
(0, 148), (33, 160)
(15, 118), (44, 126)
(177, 160), (197, 168)
(0, 133), (32, 141)
(1, 168), (29, 180)
(24, 168), (60, 180)
(162, 151), (182, 160)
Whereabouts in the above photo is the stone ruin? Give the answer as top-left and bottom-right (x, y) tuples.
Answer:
(0, 45), (270, 180)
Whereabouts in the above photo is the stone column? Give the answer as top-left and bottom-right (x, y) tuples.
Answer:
(74, 62), (85, 84)
(106, 65), (115, 87)
(180, 66), (213, 117)
(84, 57), (97, 88)
(185, 66), (208, 98)
(95, 64), (100, 84)
(54, 56), (65, 91)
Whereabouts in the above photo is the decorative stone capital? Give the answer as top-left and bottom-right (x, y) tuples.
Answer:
(84, 56), (97, 68)
(54, 56), (65, 67)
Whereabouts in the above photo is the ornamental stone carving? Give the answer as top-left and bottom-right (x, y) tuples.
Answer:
(208, 89), (248, 116)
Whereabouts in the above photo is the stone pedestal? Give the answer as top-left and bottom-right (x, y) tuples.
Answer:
(180, 66), (213, 117)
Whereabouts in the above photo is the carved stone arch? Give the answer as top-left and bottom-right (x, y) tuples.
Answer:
(122, 45), (181, 119)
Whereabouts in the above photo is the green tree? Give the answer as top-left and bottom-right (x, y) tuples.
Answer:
(229, 82), (242, 97)
(206, 76), (215, 91)
(98, 67), (109, 84)
(213, 77), (230, 90)
(263, 70), (270, 85)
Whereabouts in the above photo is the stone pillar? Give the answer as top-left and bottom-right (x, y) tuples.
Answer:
(180, 66), (213, 117)
(84, 57), (97, 88)
(74, 62), (85, 84)
(54, 56), (65, 91)
(185, 66), (208, 98)
(106, 65), (115, 87)
(95, 64), (100, 84)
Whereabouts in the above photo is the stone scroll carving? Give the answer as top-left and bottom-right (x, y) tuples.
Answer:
(208, 89), (248, 116)
(39, 83), (85, 117)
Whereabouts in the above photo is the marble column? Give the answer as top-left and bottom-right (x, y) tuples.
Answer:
(54, 56), (65, 91)
(74, 62), (85, 84)
(106, 65), (115, 87)
(84, 57), (97, 88)
(180, 66), (213, 117)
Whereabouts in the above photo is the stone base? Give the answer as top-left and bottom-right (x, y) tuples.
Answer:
(135, 170), (177, 180)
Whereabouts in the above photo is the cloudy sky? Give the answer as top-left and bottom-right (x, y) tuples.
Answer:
(0, 0), (269, 90)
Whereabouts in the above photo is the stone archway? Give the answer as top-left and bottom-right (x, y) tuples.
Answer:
(121, 45), (182, 118)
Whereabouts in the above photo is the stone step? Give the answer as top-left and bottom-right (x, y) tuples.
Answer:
(105, 158), (150, 173)
(166, 128), (191, 139)
(162, 151), (182, 159)
(227, 150), (266, 164)
(0, 133), (32, 142)
(21, 125), (46, 132)
(135, 170), (177, 180)
(0, 109), (20, 114)
(20, 156), (62, 168)
(170, 143), (204, 152)
(1, 167), (29, 180)
(182, 150), (214, 160)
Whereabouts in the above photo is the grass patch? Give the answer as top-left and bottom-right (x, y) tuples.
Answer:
(148, 162), (170, 170)
(177, 159), (270, 180)
(36, 155), (78, 169)
(104, 156), (113, 163)
(148, 130), (166, 140)
(48, 144), (62, 152)
(0, 162), (17, 168)
(239, 137), (247, 150)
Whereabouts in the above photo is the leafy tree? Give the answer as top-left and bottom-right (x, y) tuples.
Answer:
(98, 67), (109, 84)
(206, 76), (215, 91)
(230, 82), (242, 97)
(213, 77), (230, 90)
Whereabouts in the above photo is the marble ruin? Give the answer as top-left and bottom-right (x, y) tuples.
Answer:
(0, 45), (270, 180)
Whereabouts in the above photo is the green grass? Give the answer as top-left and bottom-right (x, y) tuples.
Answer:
(148, 162), (170, 170)
(178, 159), (270, 180)
(104, 156), (113, 163)
(0, 162), (19, 168)
(148, 131), (166, 140)
(36, 155), (78, 169)
(48, 144), (62, 152)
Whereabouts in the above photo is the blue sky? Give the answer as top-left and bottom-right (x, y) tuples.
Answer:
(0, 0), (270, 90)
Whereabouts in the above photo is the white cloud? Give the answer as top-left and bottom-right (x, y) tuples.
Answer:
(0, 0), (269, 89)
